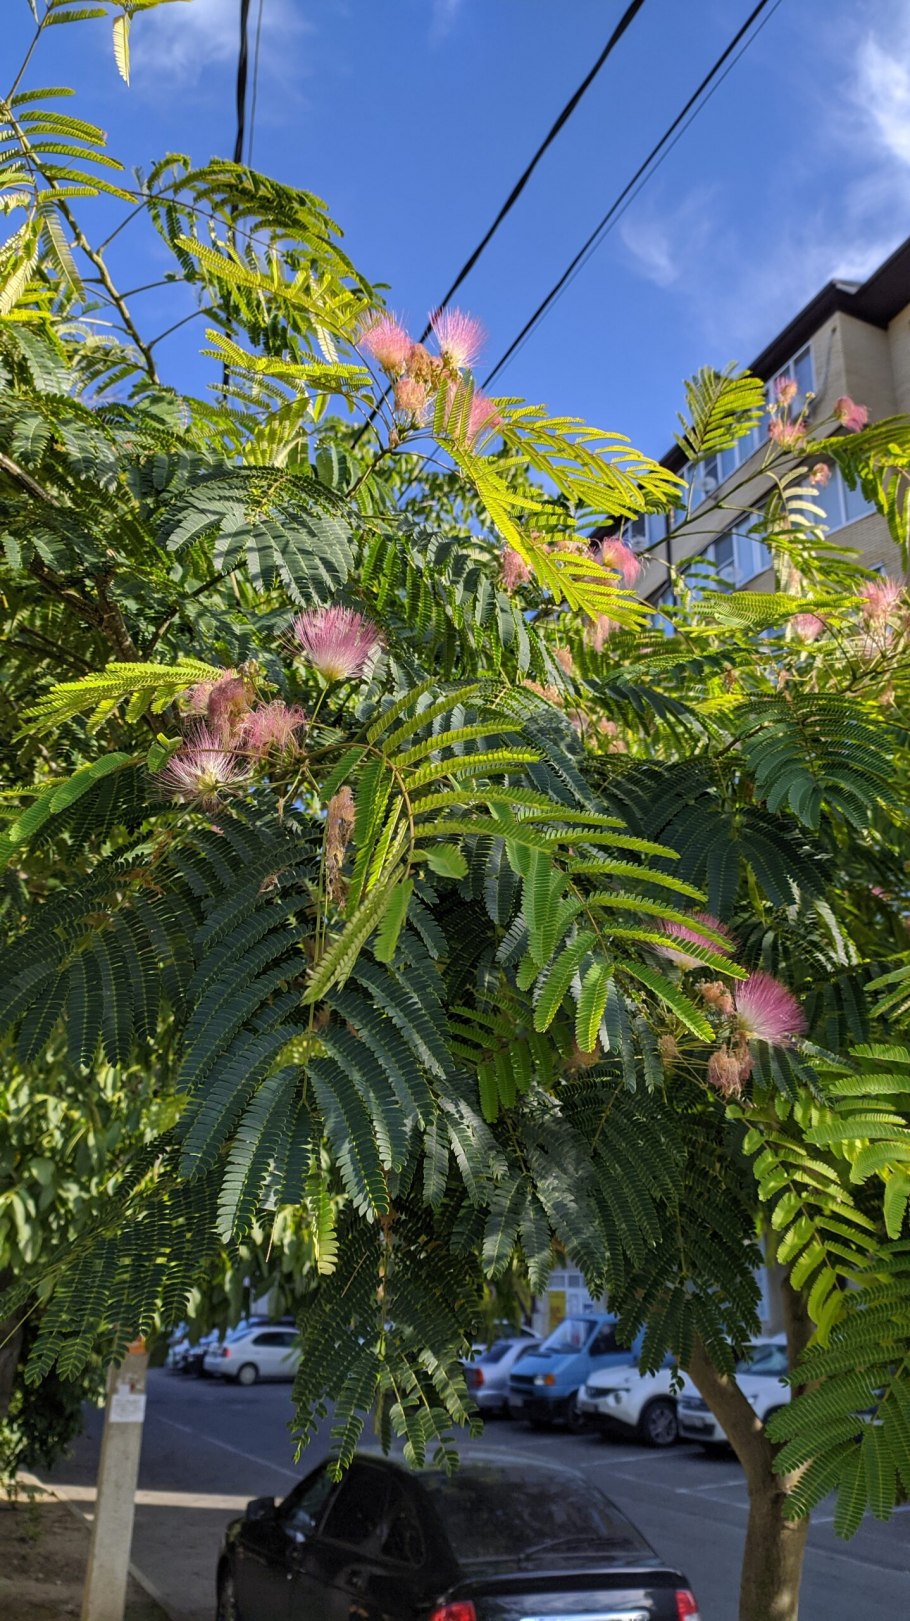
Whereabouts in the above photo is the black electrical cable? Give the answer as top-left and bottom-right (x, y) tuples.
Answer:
(248, 0), (266, 166)
(233, 0), (252, 165)
(416, 0), (648, 342)
(483, 0), (784, 389)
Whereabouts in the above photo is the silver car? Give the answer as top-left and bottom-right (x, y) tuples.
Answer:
(203, 1324), (300, 1386)
(463, 1335), (541, 1414)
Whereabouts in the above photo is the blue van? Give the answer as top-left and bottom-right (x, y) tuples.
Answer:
(508, 1313), (642, 1430)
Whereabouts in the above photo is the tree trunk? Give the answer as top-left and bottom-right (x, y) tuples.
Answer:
(687, 1332), (809, 1621)
(0, 1272), (25, 1421)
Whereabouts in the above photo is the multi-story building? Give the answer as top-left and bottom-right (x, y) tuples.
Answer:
(631, 233), (910, 611)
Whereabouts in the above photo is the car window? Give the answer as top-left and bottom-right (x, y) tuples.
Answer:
(540, 1317), (597, 1353)
(589, 1326), (620, 1356)
(381, 1481), (425, 1568)
(252, 1331), (290, 1347)
(478, 1340), (513, 1364)
(737, 1343), (788, 1378)
(281, 1467), (336, 1536)
(321, 1467), (388, 1549)
(422, 1468), (648, 1564)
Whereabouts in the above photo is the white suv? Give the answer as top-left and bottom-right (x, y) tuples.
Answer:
(578, 1362), (679, 1447)
(203, 1324), (300, 1386)
(579, 1335), (790, 1449)
(677, 1336), (789, 1448)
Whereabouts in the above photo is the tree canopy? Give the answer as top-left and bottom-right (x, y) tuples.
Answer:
(2, 11), (910, 1616)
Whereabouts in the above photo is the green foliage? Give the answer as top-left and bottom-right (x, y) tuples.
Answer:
(3, 3), (910, 1554)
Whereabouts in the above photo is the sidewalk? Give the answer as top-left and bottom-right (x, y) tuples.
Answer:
(1, 1485), (171, 1621)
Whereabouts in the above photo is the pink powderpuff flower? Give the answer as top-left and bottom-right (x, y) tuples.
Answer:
(429, 307), (485, 371)
(360, 315), (413, 376)
(768, 418), (807, 450)
(182, 673), (250, 741)
(554, 645), (575, 676)
(707, 1048), (744, 1100)
(859, 577), (904, 622)
(808, 462), (831, 487)
(393, 376), (430, 420)
(466, 388), (503, 444)
(834, 396), (870, 432)
(500, 546), (532, 592)
(241, 700), (308, 755)
(655, 912), (734, 970)
(158, 726), (249, 809)
(599, 536), (642, 587)
(774, 376), (799, 405)
(586, 614), (620, 653)
(292, 605), (383, 682)
(734, 971), (806, 1046)
(791, 612), (826, 642)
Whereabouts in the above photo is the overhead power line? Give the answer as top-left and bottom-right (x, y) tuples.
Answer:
(416, 0), (649, 340)
(233, 0), (252, 165)
(482, 0), (785, 389)
(248, 0), (266, 166)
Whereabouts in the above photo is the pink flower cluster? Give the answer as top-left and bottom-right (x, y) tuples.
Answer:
(651, 908), (806, 1100)
(158, 605), (382, 810)
(655, 912), (733, 970)
(834, 395), (869, 433)
(598, 535), (642, 587)
(291, 605), (382, 682)
(360, 307), (501, 446)
(859, 577), (904, 623)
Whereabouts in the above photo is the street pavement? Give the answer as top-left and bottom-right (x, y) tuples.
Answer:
(47, 1369), (910, 1621)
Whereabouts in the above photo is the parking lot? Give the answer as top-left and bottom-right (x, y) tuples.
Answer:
(46, 1369), (910, 1621)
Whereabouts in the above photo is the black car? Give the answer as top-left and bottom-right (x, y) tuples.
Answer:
(215, 1453), (701, 1620)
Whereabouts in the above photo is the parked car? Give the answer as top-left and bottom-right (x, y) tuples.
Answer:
(215, 1453), (701, 1621)
(579, 1359), (680, 1448)
(462, 1335), (540, 1415)
(204, 1323), (301, 1386)
(677, 1335), (790, 1449)
(166, 1327), (220, 1374)
(509, 1313), (643, 1430)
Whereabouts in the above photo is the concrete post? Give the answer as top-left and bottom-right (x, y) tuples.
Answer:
(81, 1344), (148, 1621)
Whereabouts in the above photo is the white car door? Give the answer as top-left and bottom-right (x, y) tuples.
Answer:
(248, 1328), (298, 1379)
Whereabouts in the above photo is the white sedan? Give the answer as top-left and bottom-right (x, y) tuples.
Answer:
(203, 1324), (301, 1386)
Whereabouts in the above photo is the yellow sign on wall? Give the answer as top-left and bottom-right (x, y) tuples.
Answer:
(548, 1290), (566, 1332)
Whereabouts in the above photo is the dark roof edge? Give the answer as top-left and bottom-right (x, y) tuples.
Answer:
(660, 233), (910, 471)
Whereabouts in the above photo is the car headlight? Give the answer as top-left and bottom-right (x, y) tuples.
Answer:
(533, 1373), (557, 1386)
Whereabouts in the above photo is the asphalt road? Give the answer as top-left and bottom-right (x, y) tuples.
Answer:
(47, 1369), (909, 1621)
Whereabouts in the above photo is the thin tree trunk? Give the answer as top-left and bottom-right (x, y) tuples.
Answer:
(0, 1272), (25, 1421)
(687, 1332), (809, 1621)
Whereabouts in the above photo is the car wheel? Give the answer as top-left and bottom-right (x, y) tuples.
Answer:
(564, 1392), (587, 1434)
(638, 1398), (678, 1448)
(215, 1565), (238, 1621)
(235, 1362), (258, 1387)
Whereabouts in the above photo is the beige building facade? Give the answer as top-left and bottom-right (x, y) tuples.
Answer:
(631, 235), (910, 609)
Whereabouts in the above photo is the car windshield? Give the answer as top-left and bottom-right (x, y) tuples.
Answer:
(477, 1340), (514, 1364)
(422, 1466), (647, 1565)
(735, 1343), (788, 1377)
(540, 1317), (598, 1353)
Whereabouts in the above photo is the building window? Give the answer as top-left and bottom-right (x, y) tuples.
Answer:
(624, 511), (667, 553)
(685, 524), (772, 594)
(809, 466), (875, 531)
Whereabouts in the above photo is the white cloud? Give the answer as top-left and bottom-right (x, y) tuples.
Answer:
(618, 188), (716, 291)
(430, 0), (463, 43)
(618, 218), (678, 287)
(854, 32), (910, 165)
(132, 0), (309, 89)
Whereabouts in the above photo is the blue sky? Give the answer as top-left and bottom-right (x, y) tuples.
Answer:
(8, 0), (910, 458)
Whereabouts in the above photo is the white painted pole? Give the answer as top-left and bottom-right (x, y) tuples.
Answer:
(81, 1341), (148, 1621)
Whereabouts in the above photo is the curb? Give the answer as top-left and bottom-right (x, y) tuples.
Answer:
(19, 1472), (178, 1621)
